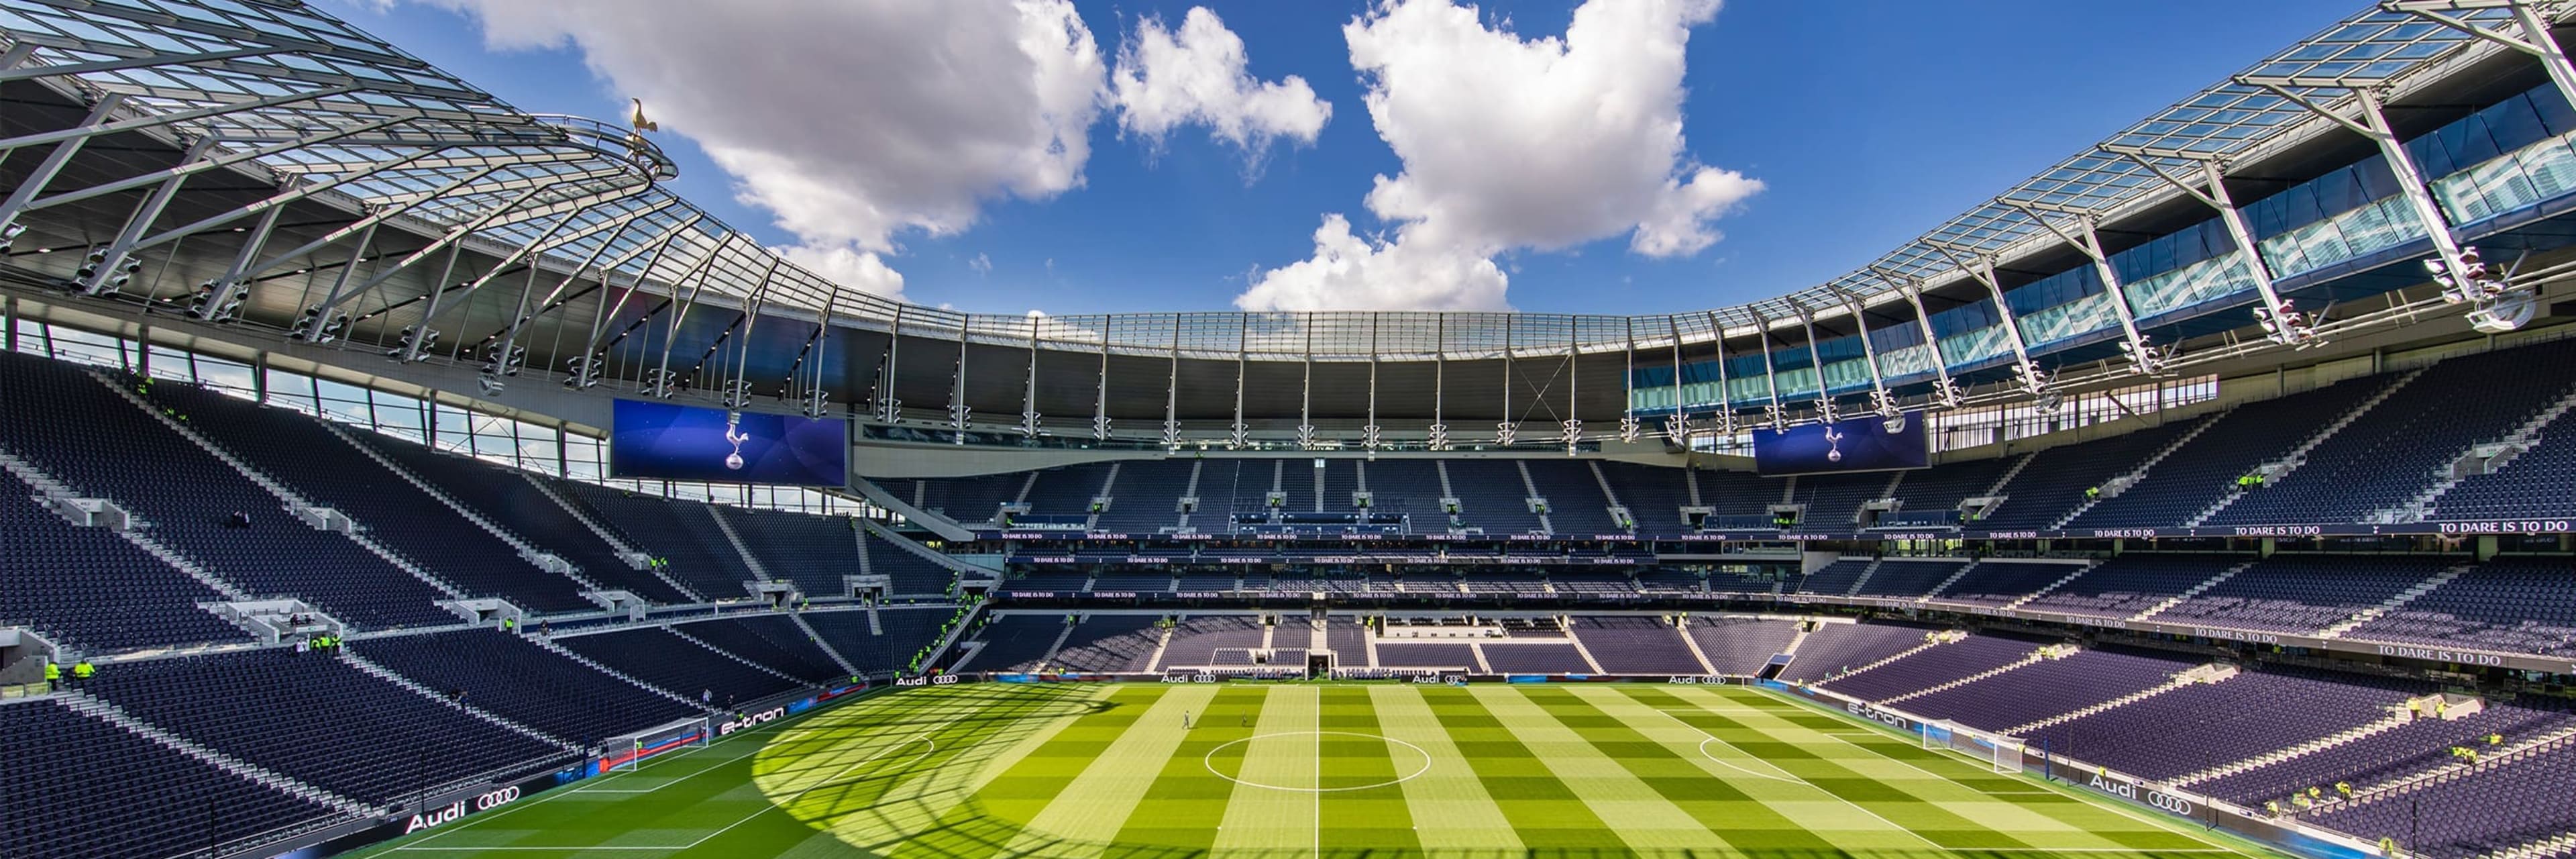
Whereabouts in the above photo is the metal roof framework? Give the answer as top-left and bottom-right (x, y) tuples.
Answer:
(0, 0), (2565, 442)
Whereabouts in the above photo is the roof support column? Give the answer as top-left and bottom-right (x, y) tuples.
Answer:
(1297, 315), (1316, 450)
(136, 148), (452, 253)
(1561, 325), (1582, 454)
(1885, 273), (1964, 408)
(1701, 311), (1737, 435)
(800, 291), (840, 417)
(1618, 319), (1640, 444)
(1020, 317), (1041, 439)
(2386, 1), (2576, 120)
(1429, 315), (1449, 451)
(1364, 313), (1382, 452)
(949, 315), (971, 444)
(2102, 147), (2312, 344)
(1230, 317), (1249, 449)
(1091, 330), (1111, 442)
(90, 138), (213, 301)
(2009, 203), (2163, 372)
(0, 94), (126, 246)
(1927, 242), (2051, 406)
(564, 215), (702, 370)
(722, 256), (784, 409)
(1830, 289), (1904, 422)
(1661, 317), (1688, 443)
(877, 306), (904, 422)
(1165, 320), (1183, 450)
(1790, 303), (1838, 424)
(1497, 315), (1517, 446)
(2243, 79), (2537, 330)
(1752, 309), (1786, 431)
(649, 236), (733, 395)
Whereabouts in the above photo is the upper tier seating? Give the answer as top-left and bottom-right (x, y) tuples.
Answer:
(144, 381), (593, 612)
(861, 529), (957, 595)
(1935, 561), (2083, 605)
(0, 353), (453, 629)
(2072, 378), (2387, 529)
(0, 478), (247, 652)
(1022, 462), (1112, 517)
(2016, 554), (2241, 619)
(1851, 559), (1969, 598)
(1594, 461), (1695, 536)
(2151, 555), (2451, 634)
(1444, 460), (1542, 534)
(712, 505), (862, 597)
(1375, 642), (1477, 668)
(2210, 340), (2576, 525)
(1524, 460), (1619, 534)
(1792, 559), (1873, 595)
(550, 481), (757, 600)
(86, 648), (567, 804)
(1881, 456), (2015, 527)
(1094, 459), (1193, 534)
(350, 435), (690, 603)
(2426, 426), (2576, 521)
(0, 699), (337, 859)
(2344, 557), (2576, 656)
(1976, 420), (2192, 531)
(355, 628), (701, 745)
(1790, 471), (1890, 529)
(875, 473), (1019, 525)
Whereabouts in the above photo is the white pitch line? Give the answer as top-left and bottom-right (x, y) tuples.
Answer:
(391, 687), (1014, 854)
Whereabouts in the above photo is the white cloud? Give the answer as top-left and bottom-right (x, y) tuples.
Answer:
(775, 244), (906, 300)
(1111, 8), (1332, 161)
(968, 252), (994, 275)
(1238, 0), (1760, 311)
(1234, 214), (1507, 311)
(421, 0), (1106, 302)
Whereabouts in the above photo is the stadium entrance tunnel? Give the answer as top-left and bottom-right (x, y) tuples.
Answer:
(1203, 731), (1435, 793)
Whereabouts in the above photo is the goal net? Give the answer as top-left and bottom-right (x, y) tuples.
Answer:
(1987, 736), (2023, 774)
(1921, 720), (1949, 750)
(601, 717), (710, 773)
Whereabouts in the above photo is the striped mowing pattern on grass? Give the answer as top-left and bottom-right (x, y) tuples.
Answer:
(355, 683), (2292, 858)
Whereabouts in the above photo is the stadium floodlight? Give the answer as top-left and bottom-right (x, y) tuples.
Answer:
(1814, 398), (1839, 425)
(1762, 403), (1788, 433)
(2253, 302), (2318, 348)
(0, 221), (25, 252)
(1617, 416), (1640, 444)
(1659, 413), (1688, 444)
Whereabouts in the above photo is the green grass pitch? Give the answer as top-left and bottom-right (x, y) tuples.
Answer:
(352, 683), (2294, 858)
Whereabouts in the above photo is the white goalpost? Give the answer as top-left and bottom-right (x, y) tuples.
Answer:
(602, 717), (712, 772)
(1923, 720), (2021, 774)
(1987, 736), (2023, 774)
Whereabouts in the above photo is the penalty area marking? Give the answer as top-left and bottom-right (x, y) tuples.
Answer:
(1202, 731), (1434, 793)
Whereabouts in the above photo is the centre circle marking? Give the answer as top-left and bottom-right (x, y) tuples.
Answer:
(1202, 731), (1434, 793)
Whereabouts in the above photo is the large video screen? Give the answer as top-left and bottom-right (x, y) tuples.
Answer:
(1752, 411), (1929, 476)
(609, 400), (847, 487)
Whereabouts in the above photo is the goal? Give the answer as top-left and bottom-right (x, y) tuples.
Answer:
(1923, 721), (2021, 774)
(601, 717), (711, 773)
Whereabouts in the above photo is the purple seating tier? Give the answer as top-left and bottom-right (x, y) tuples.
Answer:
(0, 699), (338, 859)
(1895, 646), (2195, 731)
(1479, 643), (1591, 674)
(1687, 619), (1800, 674)
(1819, 634), (2040, 701)
(2021, 666), (2425, 781)
(85, 648), (566, 804)
(1776, 623), (1932, 684)
(1568, 616), (1704, 674)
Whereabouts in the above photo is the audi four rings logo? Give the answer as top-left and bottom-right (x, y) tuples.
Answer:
(2147, 792), (2196, 815)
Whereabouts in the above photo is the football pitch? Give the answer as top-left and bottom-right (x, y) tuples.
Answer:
(356, 683), (2290, 858)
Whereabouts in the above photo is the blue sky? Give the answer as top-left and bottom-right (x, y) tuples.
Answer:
(329, 0), (2357, 317)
